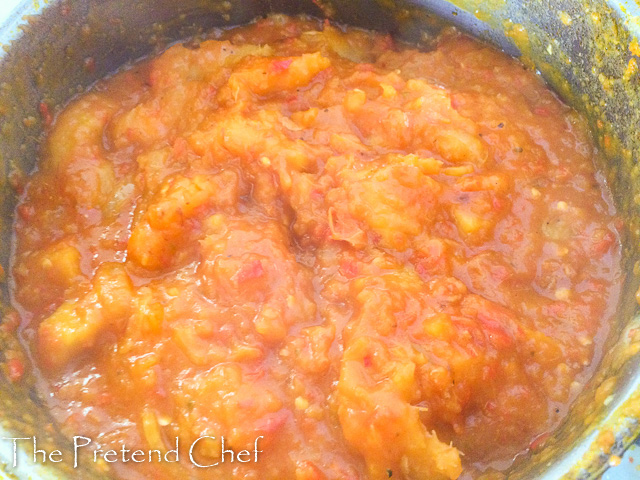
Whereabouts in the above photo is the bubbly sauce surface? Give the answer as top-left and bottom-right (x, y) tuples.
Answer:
(11, 15), (622, 480)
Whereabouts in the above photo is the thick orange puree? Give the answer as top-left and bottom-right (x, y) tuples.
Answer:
(11, 14), (622, 480)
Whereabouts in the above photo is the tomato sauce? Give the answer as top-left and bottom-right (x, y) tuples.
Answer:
(10, 14), (622, 480)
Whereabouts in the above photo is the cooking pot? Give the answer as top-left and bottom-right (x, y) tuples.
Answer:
(0, 1), (639, 479)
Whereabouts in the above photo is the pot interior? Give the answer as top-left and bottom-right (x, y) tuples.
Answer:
(0, 1), (639, 479)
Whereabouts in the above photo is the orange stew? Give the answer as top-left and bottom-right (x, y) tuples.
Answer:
(11, 15), (622, 480)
